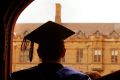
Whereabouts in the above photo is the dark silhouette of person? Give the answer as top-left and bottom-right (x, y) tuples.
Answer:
(10, 21), (91, 80)
(96, 70), (120, 80)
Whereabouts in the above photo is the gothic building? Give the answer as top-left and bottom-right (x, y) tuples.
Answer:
(12, 3), (120, 76)
(12, 23), (120, 76)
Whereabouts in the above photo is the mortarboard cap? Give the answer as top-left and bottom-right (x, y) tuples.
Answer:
(21, 21), (75, 62)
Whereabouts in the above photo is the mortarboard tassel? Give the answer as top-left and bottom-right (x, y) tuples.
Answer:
(29, 42), (34, 62)
(21, 39), (31, 62)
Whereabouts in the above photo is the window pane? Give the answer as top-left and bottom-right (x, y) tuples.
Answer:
(94, 49), (101, 62)
(111, 49), (118, 63)
(76, 49), (83, 63)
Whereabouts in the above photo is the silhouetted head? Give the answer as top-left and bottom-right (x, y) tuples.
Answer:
(37, 39), (65, 62)
(21, 21), (75, 62)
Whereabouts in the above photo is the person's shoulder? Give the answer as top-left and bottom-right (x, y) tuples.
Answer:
(57, 67), (91, 80)
(11, 65), (39, 80)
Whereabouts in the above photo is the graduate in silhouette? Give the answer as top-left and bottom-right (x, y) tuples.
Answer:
(11, 21), (91, 80)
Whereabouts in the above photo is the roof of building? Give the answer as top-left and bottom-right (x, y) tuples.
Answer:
(14, 23), (120, 37)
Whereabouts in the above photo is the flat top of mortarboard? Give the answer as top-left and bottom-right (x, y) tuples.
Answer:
(24, 21), (75, 43)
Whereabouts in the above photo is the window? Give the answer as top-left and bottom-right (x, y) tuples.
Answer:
(110, 30), (119, 39)
(76, 30), (85, 39)
(19, 48), (29, 63)
(94, 30), (101, 38)
(94, 49), (102, 63)
(13, 42), (17, 53)
(111, 49), (118, 63)
(76, 49), (83, 63)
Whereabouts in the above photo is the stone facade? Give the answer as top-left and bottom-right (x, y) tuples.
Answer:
(12, 24), (120, 76)
(12, 3), (120, 76)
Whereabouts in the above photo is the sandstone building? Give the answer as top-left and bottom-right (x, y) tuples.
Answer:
(12, 3), (120, 76)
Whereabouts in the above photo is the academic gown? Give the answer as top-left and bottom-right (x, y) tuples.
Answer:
(11, 63), (63, 80)
(11, 63), (91, 80)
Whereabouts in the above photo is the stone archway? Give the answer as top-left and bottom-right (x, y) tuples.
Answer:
(0, 0), (33, 80)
